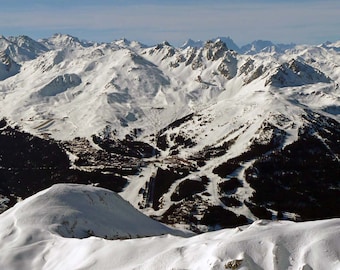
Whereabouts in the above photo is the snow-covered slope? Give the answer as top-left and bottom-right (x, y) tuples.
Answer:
(0, 35), (48, 63)
(0, 35), (338, 141)
(0, 34), (339, 232)
(0, 184), (339, 270)
(0, 184), (183, 240)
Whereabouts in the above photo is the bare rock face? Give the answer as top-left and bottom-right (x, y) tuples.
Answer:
(240, 57), (265, 84)
(204, 39), (229, 61)
(266, 59), (330, 87)
(0, 51), (20, 80)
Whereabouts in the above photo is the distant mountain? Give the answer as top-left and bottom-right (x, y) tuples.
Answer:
(180, 38), (204, 49)
(214, 36), (240, 51)
(181, 37), (295, 54)
(0, 35), (48, 62)
(240, 39), (296, 54)
(0, 35), (339, 234)
(7, 35), (49, 59)
(39, 33), (94, 50)
(181, 36), (239, 51)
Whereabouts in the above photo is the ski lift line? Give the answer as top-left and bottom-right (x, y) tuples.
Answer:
(34, 119), (54, 130)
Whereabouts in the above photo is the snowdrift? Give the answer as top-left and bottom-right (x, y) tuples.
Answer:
(0, 184), (339, 270)
(0, 184), (183, 240)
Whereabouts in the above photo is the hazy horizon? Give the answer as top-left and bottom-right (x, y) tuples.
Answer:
(0, 0), (339, 46)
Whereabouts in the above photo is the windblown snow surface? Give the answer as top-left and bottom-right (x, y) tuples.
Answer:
(0, 184), (339, 270)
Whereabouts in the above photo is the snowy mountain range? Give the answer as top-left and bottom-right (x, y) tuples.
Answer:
(180, 37), (295, 54)
(0, 33), (339, 235)
(0, 33), (339, 269)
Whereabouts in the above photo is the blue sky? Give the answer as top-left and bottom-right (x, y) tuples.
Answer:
(0, 0), (339, 46)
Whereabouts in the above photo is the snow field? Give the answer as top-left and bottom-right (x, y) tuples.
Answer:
(0, 184), (339, 270)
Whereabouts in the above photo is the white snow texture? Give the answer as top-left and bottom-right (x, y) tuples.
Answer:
(0, 183), (339, 270)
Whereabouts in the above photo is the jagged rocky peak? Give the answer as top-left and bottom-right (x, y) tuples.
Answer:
(0, 51), (11, 66)
(0, 35), (10, 51)
(204, 39), (229, 60)
(155, 41), (173, 49)
(266, 58), (331, 87)
(202, 39), (238, 78)
(239, 57), (265, 84)
(239, 57), (255, 75)
(0, 51), (20, 81)
(181, 36), (239, 51)
(149, 41), (176, 60)
(214, 36), (240, 51)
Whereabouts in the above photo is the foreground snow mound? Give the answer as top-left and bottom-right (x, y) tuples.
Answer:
(0, 184), (183, 240)
(0, 192), (339, 270)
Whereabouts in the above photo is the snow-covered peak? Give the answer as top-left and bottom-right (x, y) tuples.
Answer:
(240, 40), (295, 55)
(329, 40), (340, 48)
(266, 58), (331, 87)
(114, 38), (146, 50)
(203, 39), (230, 60)
(0, 35), (48, 63)
(180, 38), (204, 49)
(320, 40), (340, 51)
(214, 36), (239, 51)
(7, 35), (49, 56)
(240, 40), (275, 54)
(41, 33), (92, 50)
(181, 37), (239, 51)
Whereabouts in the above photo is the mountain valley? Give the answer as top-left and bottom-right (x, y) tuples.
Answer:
(0, 34), (339, 232)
